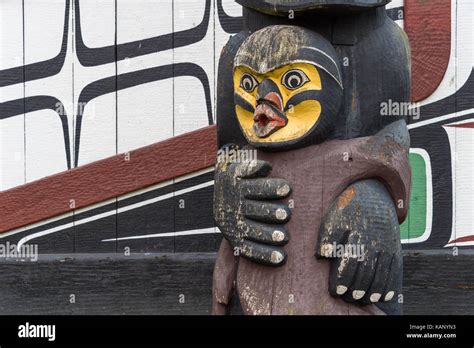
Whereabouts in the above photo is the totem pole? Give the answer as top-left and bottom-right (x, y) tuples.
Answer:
(213, 0), (412, 315)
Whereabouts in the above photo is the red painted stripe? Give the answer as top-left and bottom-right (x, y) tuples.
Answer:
(447, 235), (474, 245)
(405, 0), (451, 102)
(445, 122), (474, 128)
(0, 125), (217, 233)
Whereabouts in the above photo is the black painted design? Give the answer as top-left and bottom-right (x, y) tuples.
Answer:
(217, 0), (242, 34)
(0, 171), (216, 253)
(0, 96), (72, 169)
(74, 62), (213, 167)
(74, 0), (212, 66)
(0, 0), (70, 88)
(0, 0), (215, 171)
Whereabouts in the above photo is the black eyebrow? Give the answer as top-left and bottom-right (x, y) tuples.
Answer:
(234, 93), (255, 113)
(284, 90), (322, 111)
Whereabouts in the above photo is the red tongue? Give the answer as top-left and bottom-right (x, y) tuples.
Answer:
(256, 112), (271, 127)
(252, 103), (286, 138)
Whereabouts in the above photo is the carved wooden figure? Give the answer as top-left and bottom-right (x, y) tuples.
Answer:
(213, 1), (411, 315)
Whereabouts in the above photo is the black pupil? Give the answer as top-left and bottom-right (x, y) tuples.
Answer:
(243, 76), (254, 91)
(287, 73), (301, 88)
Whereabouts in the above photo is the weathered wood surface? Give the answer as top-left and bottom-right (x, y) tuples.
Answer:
(0, 253), (215, 315)
(403, 250), (474, 315)
(0, 251), (472, 315)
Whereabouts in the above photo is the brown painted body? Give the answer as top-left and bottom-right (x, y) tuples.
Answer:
(213, 134), (411, 315)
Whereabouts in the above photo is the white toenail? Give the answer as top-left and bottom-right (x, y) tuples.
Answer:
(275, 208), (287, 220)
(384, 291), (395, 301)
(272, 230), (285, 242)
(336, 285), (348, 295)
(370, 293), (382, 302)
(353, 290), (365, 300)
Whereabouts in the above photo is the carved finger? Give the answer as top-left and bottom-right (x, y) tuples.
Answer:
(328, 250), (358, 298)
(239, 240), (287, 266)
(244, 199), (291, 224)
(234, 160), (272, 179)
(316, 226), (349, 259)
(350, 250), (379, 303)
(316, 202), (350, 259)
(382, 253), (402, 303)
(241, 178), (291, 200)
(241, 219), (289, 246)
(365, 251), (392, 303)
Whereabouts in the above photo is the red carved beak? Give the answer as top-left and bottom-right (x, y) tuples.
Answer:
(253, 92), (287, 138)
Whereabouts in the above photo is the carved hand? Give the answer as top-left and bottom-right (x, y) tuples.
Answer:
(214, 145), (292, 266)
(316, 179), (402, 305)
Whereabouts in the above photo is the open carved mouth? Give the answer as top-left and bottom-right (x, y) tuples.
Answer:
(253, 102), (287, 138)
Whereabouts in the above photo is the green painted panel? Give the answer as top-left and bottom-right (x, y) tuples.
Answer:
(400, 153), (427, 241)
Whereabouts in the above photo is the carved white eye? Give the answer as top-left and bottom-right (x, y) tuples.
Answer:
(240, 73), (259, 93)
(281, 69), (309, 90)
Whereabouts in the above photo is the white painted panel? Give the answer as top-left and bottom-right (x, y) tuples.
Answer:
(76, 94), (117, 165)
(0, 0), (25, 190)
(117, 0), (173, 152)
(24, 0), (65, 65)
(450, 0), (474, 246)
(78, 0), (116, 48)
(24, 0), (73, 181)
(25, 110), (69, 182)
(221, 0), (242, 17)
(0, 116), (25, 190)
(117, 0), (171, 44)
(443, 120), (474, 246)
(455, 0), (473, 94)
(117, 80), (173, 152)
(74, 0), (116, 166)
(0, 0), (24, 70)
(173, 0), (214, 135)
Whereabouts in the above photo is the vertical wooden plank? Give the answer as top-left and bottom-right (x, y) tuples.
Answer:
(73, 0), (117, 252)
(173, 169), (217, 252)
(0, 0), (25, 190)
(173, 0), (214, 135)
(116, 0), (174, 253)
(116, 0), (173, 153)
(172, 0), (215, 254)
(23, 0), (74, 252)
(451, 0), (474, 247)
(24, 0), (72, 182)
(74, 0), (117, 166)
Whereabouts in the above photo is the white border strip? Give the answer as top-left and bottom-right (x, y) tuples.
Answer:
(14, 180), (215, 251)
(101, 227), (220, 242)
(407, 108), (474, 130)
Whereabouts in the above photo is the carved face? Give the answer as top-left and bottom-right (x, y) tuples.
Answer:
(232, 25), (343, 150)
(234, 62), (323, 144)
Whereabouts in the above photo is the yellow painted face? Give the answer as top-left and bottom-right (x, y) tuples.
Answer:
(233, 62), (322, 144)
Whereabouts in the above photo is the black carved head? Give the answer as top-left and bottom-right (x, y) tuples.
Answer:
(232, 25), (343, 150)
